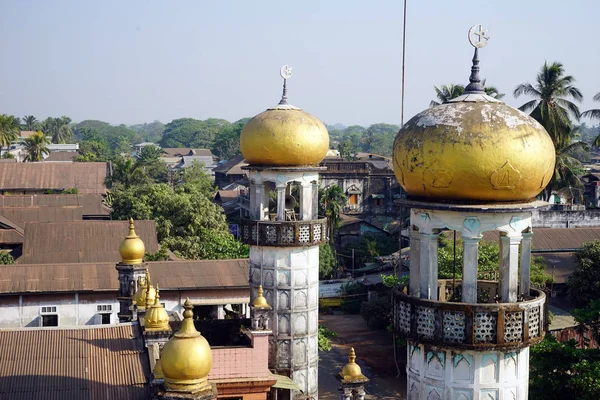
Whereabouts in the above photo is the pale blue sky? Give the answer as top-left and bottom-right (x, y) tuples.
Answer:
(1, 0), (599, 127)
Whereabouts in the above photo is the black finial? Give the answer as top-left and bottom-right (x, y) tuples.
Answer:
(464, 24), (489, 94)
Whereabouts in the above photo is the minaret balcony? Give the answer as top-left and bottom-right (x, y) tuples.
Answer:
(393, 279), (546, 351)
(240, 216), (328, 247)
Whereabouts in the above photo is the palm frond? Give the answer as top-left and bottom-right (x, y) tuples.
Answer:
(518, 100), (539, 113)
(594, 92), (600, 102)
(514, 83), (541, 99)
(582, 109), (600, 120)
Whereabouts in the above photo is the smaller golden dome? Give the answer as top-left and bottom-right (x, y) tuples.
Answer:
(160, 298), (213, 392)
(119, 219), (145, 264)
(252, 285), (270, 309)
(133, 270), (156, 310)
(340, 348), (365, 380)
(145, 285), (171, 332)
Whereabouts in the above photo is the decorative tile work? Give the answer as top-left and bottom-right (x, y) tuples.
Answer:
(265, 225), (277, 243)
(313, 223), (321, 242)
(416, 306), (435, 340)
(298, 225), (310, 243)
(474, 312), (497, 343)
(443, 310), (466, 343)
(280, 224), (295, 244)
(528, 306), (540, 338)
(396, 301), (411, 334)
(504, 311), (523, 342)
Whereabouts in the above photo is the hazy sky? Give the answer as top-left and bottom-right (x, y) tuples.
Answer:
(1, 0), (599, 127)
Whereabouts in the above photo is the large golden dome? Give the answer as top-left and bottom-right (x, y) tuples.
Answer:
(119, 219), (145, 264)
(160, 298), (212, 392)
(240, 67), (329, 166)
(393, 32), (555, 203)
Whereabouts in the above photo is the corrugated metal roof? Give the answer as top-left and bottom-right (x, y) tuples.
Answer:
(17, 220), (159, 264)
(0, 259), (250, 294)
(0, 194), (109, 216)
(480, 228), (600, 251)
(161, 148), (214, 158)
(0, 324), (150, 399)
(0, 207), (83, 226)
(0, 162), (108, 194)
(45, 152), (76, 162)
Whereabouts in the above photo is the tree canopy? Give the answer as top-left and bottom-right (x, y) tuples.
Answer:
(567, 240), (600, 307)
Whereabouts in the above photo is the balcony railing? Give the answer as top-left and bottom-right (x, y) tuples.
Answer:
(240, 217), (328, 247)
(393, 280), (546, 350)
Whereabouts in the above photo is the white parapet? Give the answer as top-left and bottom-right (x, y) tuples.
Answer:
(407, 341), (529, 400)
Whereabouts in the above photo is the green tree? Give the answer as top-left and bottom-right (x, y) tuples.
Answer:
(74, 128), (112, 162)
(573, 298), (600, 346)
(160, 118), (230, 149)
(130, 121), (165, 143)
(430, 84), (466, 107)
(0, 251), (15, 264)
(567, 240), (600, 307)
(318, 325), (337, 352)
(110, 183), (248, 260)
(74, 120), (141, 151)
(106, 156), (148, 188)
(337, 139), (357, 161)
(212, 121), (244, 160)
(23, 115), (38, 131)
(364, 123), (399, 154)
(319, 243), (337, 280)
(23, 131), (50, 162)
(0, 114), (20, 154)
(514, 61), (583, 148)
(319, 185), (347, 242)
(529, 335), (600, 399)
(42, 116), (74, 144)
(174, 160), (216, 198)
(582, 92), (600, 147)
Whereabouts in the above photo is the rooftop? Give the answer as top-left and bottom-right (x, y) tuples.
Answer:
(17, 220), (159, 264)
(0, 162), (108, 194)
(0, 194), (110, 217)
(0, 324), (150, 399)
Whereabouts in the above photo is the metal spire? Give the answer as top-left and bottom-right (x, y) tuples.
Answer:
(278, 65), (293, 105)
(464, 24), (489, 94)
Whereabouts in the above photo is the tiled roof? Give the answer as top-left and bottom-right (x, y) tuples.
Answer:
(0, 259), (250, 294)
(0, 324), (150, 399)
(17, 220), (159, 264)
(161, 148), (214, 157)
(214, 155), (246, 174)
(0, 162), (108, 194)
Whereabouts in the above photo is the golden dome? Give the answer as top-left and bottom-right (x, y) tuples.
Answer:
(240, 69), (329, 166)
(133, 270), (156, 310)
(160, 298), (212, 392)
(252, 285), (270, 309)
(153, 359), (164, 380)
(145, 285), (171, 332)
(393, 32), (555, 203)
(119, 219), (145, 264)
(340, 348), (365, 380)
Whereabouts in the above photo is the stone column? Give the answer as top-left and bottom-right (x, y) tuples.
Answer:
(250, 181), (263, 220)
(462, 236), (481, 303)
(520, 231), (533, 297)
(500, 233), (522, 303)
(276, 185), (286, 221)
(312, 181), (319, 219)
(299, 183), (313, 221)
(419, 232), (439, 300)
(339, 388), (352, 400)
(409, 227), (421, 297)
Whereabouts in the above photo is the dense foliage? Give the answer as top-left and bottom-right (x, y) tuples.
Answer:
(329, 123), (399, 157)
(339, 281), (368, 314)
(319, 243), (337, 280)
(529, 335), (600, 399)
(567, 240), (600, 307)
(318, 325), (337, 352)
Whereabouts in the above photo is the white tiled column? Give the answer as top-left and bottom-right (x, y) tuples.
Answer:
(409, 227), (421, 297)
(419, 232), (439, 300)
(520, 231), (533, 297)
(500, 234), (522, 303)
(462, 236), (481, 303)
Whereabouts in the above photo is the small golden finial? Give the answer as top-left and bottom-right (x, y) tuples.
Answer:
(176, 298), (200, 338)
(252, 285), (270, 309)
(128, 218), (137, 237)
(340, 347), (364, 380)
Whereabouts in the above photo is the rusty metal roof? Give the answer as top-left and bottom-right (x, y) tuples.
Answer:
(17, 220), (159, 264)
(0, 162), (108, 194)
(480, 228), (600, 251)
(0, 259), (250, 294)
(0, 324), (150, 399)
(45, 151), (76, 162)
(0, 206), (83, 226)
(161, 148), (214, 157)
(0, 194), (110, 216)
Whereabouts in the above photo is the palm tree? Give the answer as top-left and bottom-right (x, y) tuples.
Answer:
(319, 185), (347, 243)
(0, 114), (21, 156)
(582, 93), (600, 140)
(41, 116), (73, 144)
(23, 115), (38, 131)
(514, 61), (583, 148)
(430, 84), (465, 107)
(23, 131), (50, 162)
(106, 156), (148, 188)
(430, 82), (504, 107)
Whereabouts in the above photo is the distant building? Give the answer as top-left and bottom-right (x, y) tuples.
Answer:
(160, 148), (219, 177)
(214, 155), (248, 188)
